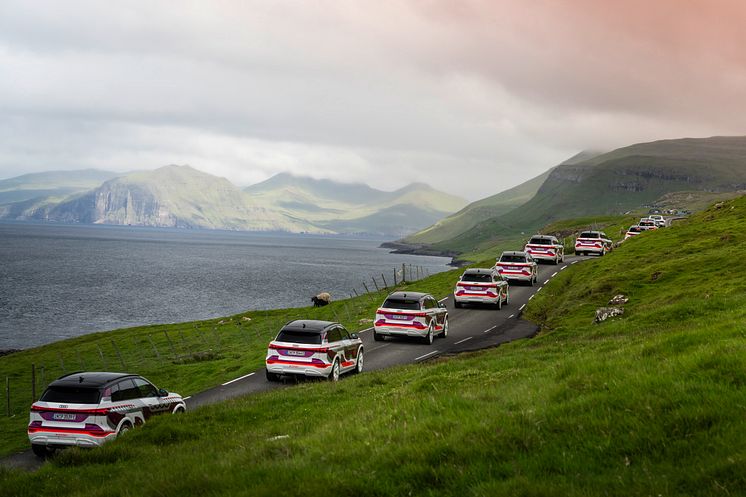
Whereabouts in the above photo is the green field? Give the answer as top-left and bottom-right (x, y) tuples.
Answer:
(1, 197), (744, 494)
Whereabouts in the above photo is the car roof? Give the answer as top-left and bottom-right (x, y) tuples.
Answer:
(529, 234), (556, 240)
(462, 268), (495, 275)
(500, 251), (528, 256)
(385, 291), (429, 300)
(281, 319), (338, 334)
(51, 372), (136, 388)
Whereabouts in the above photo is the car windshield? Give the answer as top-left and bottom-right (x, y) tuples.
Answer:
(40, 386), (101, 404)
(629, 226), (642, 232)
(275, 330), (322, 345)
(382, 298), (421, 310)
(500, 255), (526, 263)
(461, 273), (492, 282)
(529, 237), (552, 245)
(579, 232), (599, 239)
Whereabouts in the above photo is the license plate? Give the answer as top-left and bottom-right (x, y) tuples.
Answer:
(391, 315), (409, 320)
(53, 413), (77, 421)
(286, 350), (305, 356)
(469, 286), (482, 291)
(509, 266), (519, 270)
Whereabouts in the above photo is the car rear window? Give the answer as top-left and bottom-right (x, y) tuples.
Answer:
(40, 386), (101, 404)
(462, 273), (492, 282)
(500, 255), (526, 263)
(579, 232), (599, 239)
(275, 330), (322, 345)
(529, 237), (551, 245)
(382, 299), (421, 310)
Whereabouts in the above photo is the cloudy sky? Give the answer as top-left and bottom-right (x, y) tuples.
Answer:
(1, 0), (745, 200)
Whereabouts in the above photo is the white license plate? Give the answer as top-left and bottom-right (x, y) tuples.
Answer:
(286, 350), (305, 356)
(469, 286), (482, 291)
(391, 315), (409, 320)
(53, 413), (77, 421)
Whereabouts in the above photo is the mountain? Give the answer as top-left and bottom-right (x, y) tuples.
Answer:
(403, 135), (746, 256)
(245, 174), (468, 236)
(0, 167), (466, 236)
(0, 169), (120, 205)
(399, 150), (603, 247)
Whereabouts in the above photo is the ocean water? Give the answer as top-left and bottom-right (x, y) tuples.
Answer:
(0, 222), (450, 349)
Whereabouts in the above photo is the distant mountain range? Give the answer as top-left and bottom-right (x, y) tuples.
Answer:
(0, 166), (467, 236)
(399, 135), (746, 254)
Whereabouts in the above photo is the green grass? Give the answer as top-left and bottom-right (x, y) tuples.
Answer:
(0, 268), (463, 458)
(1, 197), (745, 495)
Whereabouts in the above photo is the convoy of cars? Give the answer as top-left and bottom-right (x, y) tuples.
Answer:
(26, 215), (671, 457)
(28, 372), (185, 456)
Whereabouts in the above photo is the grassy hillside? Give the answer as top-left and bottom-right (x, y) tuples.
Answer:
(426, 136), (746, 256)
(0, 170), (119, 205)
(2, 197), (745, 495)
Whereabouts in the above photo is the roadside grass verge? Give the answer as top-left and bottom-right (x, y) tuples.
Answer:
(0, 267), (462, 457)
(1, 198), (745, 495)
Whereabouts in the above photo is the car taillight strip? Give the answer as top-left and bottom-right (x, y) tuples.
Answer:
(268, 344), (329, 353)
(27, 426), (116, 437)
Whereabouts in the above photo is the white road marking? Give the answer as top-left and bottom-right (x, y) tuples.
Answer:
(415, 350), (440, 361)
(222, 372), (255, 386)
(551, 272), (558, 277)
(537, 287), (542, 292)
(438, 297), (448, 303)
(519, 304), (525, 311)
(368, 343), (391, 352)
(183, 396), (191, 400)
(359, 327), (373, 333)
(560, 266), (567, 271)
(482, 325), (498, 334)
(508, 314), (515, 319)
(454, 336), (473, 345)
(544, 279), (550, 284)
(572, 261), (579, 264)
(529, 295), (534, 300)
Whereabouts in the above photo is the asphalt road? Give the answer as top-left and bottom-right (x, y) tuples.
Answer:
(2, 254), (587, 471)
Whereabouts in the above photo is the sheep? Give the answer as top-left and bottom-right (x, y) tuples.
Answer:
(311, 292), (331, 307)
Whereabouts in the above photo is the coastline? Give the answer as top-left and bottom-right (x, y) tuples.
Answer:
(379, 241), (468, 267)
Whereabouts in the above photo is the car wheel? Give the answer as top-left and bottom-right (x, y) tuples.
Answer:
(439, 318), (448, 338)
(172, 405), (186, 414)
(454, 301), (463, 308)
(505, 289), (510, 305)
(266, 369), (280, 382)
(355, 349), (364, 374)
(496, 296), (502, 310)
(328, 358), (341, 382)
(373, 330), (384, 342)
(424, 324), (434, 345)
(31, 444), (54, 459)
(118, 421), (133, 437)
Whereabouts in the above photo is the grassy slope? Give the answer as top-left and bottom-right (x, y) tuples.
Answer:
(2, 198), (745, 495)
(0, 268), (462, 458)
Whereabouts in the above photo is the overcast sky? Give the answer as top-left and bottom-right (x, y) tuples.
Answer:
(1, 1), (745, 200)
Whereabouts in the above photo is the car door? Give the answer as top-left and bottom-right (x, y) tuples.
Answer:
(325, 327), (344, 365)
(131, 377), (169, 420)
(336, 326), (352, 369)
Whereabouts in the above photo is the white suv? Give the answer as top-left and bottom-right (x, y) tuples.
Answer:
(374, 292), (448, 344)
(454, 268), (509, 309)
(524, 235), (564, 264)
(575, 231), (613, 256)
(28, 372), (186, 457)
(266, 320), (363, 382)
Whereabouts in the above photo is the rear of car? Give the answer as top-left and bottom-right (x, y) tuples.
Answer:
(624, 225), (644, 240)
(28, 372), (185, 457)
(638, 218), (658, 230)
(374, 292), (447, 344)
(453, 269), (509, 309)
(523, 235), (564, 264)
(575, 231), (612, 256)
(265, 320), (363, 381)
(648, 214), (666, 227)
(495, 252), (537, 284)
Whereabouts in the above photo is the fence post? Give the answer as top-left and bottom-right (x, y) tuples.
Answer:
(111, 340), (126, 369)
(352, 288), (359, 298)
(393, 268), (398, 286)
(40, 364), (46, 390)
(381, 273), (388, 288)
(163, 330), (176, 359)
(402, 263), (407, 283)
(31, 364), (36, 402)
(76, 350), (85, 370)
(362, 281), (371, 294)
(5, 377), (10, 417)
(96, 344), (108, 369)
(148, 334), (162, 360)
(371, 276), (380, 292)
(58, 352), (65, 373)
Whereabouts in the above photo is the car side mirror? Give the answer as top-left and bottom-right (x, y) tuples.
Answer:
(158, 388), (168, 397)
(439, 303), (446, 309)
(350, 333), (359, 340)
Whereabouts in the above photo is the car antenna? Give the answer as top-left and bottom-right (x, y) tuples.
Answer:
(302, 323), (306, 328)
(79, 376), (84, 383)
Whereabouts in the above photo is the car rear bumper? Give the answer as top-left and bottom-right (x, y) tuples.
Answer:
(576, 246), (605, 254)
(454, 294), (500, 304)
(265, 361), (331, 378)
(374, 325), (428, 338)
(28, 429), (116, 448)
(499, 272), (533, 281)
(527, 252), (558, 261)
